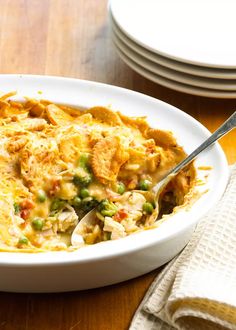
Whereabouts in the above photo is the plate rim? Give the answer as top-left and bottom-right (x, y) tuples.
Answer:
(109, 0), (236, 69)
(113, 42), (236, 98)
(109, 13), (236, 80)
(111, 28), (236, 91)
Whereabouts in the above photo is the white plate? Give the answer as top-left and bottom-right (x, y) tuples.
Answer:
(0, 75), (228, 292)
(109, 13), (236, 80)
(110, 0), (236, 68)
(112, 41), (236, 98)
(111, 28), (236, 91)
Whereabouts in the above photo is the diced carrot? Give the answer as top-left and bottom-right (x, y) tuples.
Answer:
(48, 179), (60, 196)
(114, 209), (128, 222)
(20, 199), (35, 210)
(20, 209), (30, 220)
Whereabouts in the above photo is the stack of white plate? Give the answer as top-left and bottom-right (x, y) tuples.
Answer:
(109, 0), (236, 98)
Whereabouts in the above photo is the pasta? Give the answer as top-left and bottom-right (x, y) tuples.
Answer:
(0, 92), (195, 252)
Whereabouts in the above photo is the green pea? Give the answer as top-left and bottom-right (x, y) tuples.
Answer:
(32, 218), (44, 231)
(79, 153), (90, 169)
(37, 189), (47, 203)
(101, 209), (117, 217)
(81, 197), (99, 212)
(50, 199), (65, 212)
(72, 196), (82, 207)
(80, 188), (90, 199)
(98, 199), (110, 212)
(138, 179), (151, 191)
(142, 202), (154, 214)
(116, 182), (126, 195)
(18, 236), (28, 245)
(98, 199), (117, 216)
(14, 202), (20, 214)
(73, 173), (92, 187)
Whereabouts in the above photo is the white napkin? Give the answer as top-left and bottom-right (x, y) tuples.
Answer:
(130, 165), (236, 330)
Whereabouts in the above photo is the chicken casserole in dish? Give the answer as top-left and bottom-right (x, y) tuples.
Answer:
(0, 92), (195, 252)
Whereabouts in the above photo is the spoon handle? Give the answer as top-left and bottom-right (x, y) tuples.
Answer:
(170, 111), (236, 176)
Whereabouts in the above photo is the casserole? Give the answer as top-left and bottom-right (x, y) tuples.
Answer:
(0, 91), (195, 252)
(0, 75), (228, 292)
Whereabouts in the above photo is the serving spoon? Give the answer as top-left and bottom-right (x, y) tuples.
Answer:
(71, 111), (236, 245)
(152, 111), (236, 196)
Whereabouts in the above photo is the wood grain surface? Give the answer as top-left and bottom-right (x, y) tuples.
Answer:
(0, 1), (235, 329)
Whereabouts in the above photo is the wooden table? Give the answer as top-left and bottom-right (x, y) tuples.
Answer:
(0, 1), (235, 329)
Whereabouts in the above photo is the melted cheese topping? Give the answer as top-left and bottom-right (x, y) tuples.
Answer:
(0, 94), (195, 252)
